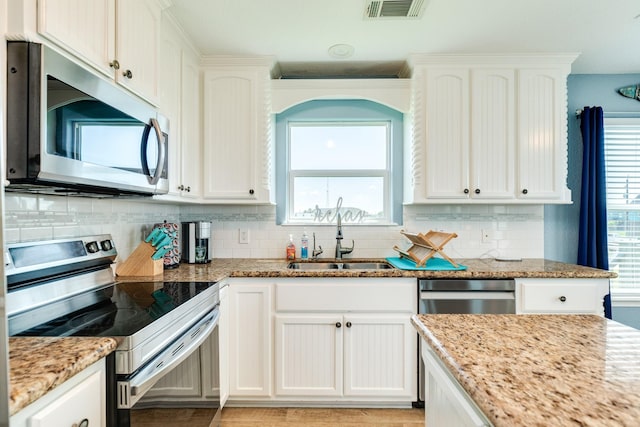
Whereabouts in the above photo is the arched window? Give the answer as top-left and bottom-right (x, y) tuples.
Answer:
(275, 100), (403, 225)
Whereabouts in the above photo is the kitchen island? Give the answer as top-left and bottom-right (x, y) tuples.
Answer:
(412, 314), (640, 427)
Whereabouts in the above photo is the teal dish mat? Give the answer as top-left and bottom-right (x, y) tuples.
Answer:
(386, 257), (467, 271)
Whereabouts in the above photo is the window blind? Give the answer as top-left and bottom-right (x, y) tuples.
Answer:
(604, 118), (640, 293)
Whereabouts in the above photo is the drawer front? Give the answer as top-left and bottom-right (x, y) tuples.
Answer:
(521, 282), (598, 313)
(276, 278), (416, 312)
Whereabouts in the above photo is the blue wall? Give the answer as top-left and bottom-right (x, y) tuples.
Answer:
(544, 73), (640, 329)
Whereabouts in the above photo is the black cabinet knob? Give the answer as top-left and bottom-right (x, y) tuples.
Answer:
(249, 189), (255, 195)
(335, 322), (342, 328)
(346, 321), (352, 328)
(463, 188), (470, 194)
(522, 189), (528, 195)
(559, 296), (567, 302)
(474, 189), (481, 194)
(123, 69), (133, 79)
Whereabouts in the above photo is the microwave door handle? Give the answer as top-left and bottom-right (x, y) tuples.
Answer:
(141, 118), (166, 185)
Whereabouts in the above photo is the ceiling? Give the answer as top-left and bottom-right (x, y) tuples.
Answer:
(167, 0), (640, 77)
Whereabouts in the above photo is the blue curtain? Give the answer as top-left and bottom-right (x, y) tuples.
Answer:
(578, 106), (611, 319)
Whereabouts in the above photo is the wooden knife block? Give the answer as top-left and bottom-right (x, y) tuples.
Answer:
(116, 241), (164, 277)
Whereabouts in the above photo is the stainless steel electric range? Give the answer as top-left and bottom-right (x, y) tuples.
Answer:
(6, 235), (221, 427)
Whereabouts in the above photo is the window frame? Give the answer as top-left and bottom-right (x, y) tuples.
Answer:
(604, 116), (640, 301)
(275, 99), (403, 226)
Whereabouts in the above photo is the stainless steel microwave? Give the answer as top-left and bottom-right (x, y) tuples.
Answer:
(6, 42), (169, 196)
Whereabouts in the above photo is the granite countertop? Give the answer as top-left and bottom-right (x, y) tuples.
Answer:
(9, 337), (118, 416)
(412, 314), (640, 427)
(123, 257), (616, 282)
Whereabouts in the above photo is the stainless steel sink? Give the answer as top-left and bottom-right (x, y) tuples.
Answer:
(287, 262), (393, 270)
(287, 262), (340, 270)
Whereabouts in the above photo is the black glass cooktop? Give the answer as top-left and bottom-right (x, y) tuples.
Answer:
(12, 281), (217, 337)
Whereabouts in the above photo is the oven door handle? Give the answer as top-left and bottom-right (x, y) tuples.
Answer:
(117, 306), (220, 409)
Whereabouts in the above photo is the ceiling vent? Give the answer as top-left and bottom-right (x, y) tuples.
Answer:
(364, 0), (428, 19)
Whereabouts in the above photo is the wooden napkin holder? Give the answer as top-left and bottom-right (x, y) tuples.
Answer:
(393, 230), (459, 267)
(116, 241), (163, 277)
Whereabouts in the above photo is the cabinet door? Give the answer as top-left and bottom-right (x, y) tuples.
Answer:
(159, 15), (183, 197)
(202, 69), (259, 201)
(275, 314), (343, 397)
(228, 283), (272, 397)
(470, 69), (515, 199)
(37, 0), (115, 77)
(179, 50), (202, 199)
(115, 0), (161, 103)
(343, 315), (416, 398)
(517, 68), (568, 201)
(424, 68), (470, 199)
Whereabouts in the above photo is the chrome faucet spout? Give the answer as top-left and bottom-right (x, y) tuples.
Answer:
(335, 213), (354, 259)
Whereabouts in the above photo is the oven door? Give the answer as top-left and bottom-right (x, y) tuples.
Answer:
(115, 307), (221, 427)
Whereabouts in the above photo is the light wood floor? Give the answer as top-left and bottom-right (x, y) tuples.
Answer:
(221, 407), (424, 427)
(128, 406), (424, 426)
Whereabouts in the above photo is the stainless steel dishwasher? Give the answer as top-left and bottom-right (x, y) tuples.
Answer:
(417, 279), (516, 403)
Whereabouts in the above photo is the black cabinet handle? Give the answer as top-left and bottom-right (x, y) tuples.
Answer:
(346, 321), (352, 328)
(474, 189), (481, 194)
(522, 189), (528, 195)
(335, 322), (342, 328)
(463, 188), (469, 194)
(123, 69), (133, 79)
(559, 296), (567, 302)
(249, 189), (255, 195)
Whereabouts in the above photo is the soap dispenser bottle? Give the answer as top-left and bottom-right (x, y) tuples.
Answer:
(286, 234), (296, 260)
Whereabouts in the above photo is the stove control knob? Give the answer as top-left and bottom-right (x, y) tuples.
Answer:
(86, 241), (99, 253)
(100, 240), (113, 251)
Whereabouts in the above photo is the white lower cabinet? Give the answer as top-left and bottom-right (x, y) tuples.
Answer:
(421, 343), (491, 427)
(226, 277), (418, 405)
(515, 278), (610, 315)
(11, 359), (106, 427)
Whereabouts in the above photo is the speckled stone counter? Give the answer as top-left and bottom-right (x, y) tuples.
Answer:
(9, 337), (118, 416)
(412, 314), (640, 427)
(124, 257), (615, 282)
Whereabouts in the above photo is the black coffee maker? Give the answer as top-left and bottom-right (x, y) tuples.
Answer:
(181, 221), (212, 263)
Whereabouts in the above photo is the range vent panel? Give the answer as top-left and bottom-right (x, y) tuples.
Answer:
(364, 0), (428, 19)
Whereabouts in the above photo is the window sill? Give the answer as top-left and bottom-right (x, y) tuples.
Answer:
(611, 292), (640, 307)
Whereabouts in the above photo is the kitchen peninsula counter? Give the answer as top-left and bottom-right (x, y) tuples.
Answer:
(8, 336), (118, 415)
(412, 314), (640, 427)
(152, 257), (616, 282)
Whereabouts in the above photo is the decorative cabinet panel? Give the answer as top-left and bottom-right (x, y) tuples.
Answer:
(228, 280), (273, 398)
(202, 63), (274, 204)
(407, 55), (575, 204)
(14, 0), (163, 104)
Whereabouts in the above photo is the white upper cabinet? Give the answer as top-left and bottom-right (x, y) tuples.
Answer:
(517, 68), (571, 201)
(156, 13), (201, 201)
(13, 0), (163, 104)
(406, 54), (576, 204)
(202, 61), (275, 204)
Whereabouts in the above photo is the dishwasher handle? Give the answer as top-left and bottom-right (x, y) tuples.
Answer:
(420, 291), (515, 300)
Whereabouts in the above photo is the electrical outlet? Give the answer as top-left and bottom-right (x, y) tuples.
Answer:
(482, 229), (494, 243)
(239, 229), (249, 244)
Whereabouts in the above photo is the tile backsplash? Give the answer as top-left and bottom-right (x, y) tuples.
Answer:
(4, 193), (544, 262)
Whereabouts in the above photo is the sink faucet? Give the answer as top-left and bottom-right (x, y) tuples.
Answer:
(312, 232), (323, 259)
(335, 213), (354, 259)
